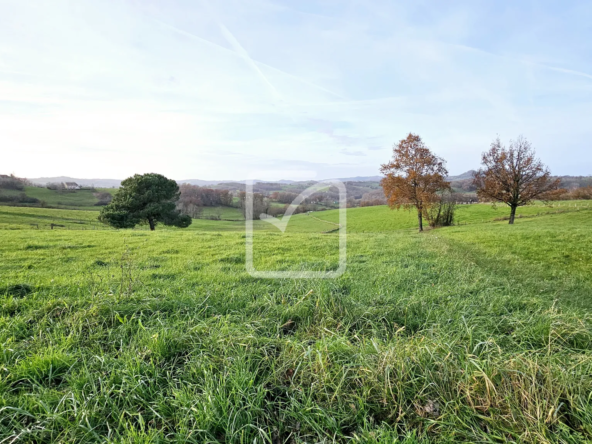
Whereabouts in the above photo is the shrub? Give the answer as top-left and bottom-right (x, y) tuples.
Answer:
(93, 192), (113, 206)
(426, 192), (456, 227)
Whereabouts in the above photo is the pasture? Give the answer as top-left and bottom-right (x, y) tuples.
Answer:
(0, 187), (117, 210)
(1, 201), (591, 233)
(0, 205), (591, 442)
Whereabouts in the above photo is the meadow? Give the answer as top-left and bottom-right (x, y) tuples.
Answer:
(2, 201), (591, 233)
(0, 204), (591, 442)
(0, 187), (117, 211)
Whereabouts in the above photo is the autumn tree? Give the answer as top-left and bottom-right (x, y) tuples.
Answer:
(380, 133), (450, 231)
(99, 173), (192, 231)
(473, 136), (561, 224)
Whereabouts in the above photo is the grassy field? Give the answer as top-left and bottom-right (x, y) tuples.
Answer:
(0, 205), (591, 442)
(0, 207), (105, 230)
(0, 187), (118, 210)
(314, 201), (592, 232)
(24, 187), (117, 209)
(2, 201), (591, 233)
(0, 207), (336, 233)
(199, 206), (245, 221)
(0, 187), (253, 219)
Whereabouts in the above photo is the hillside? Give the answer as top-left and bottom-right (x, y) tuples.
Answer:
(2, 200), (591, 232)
(0, 186), (117, 210)
(446, 170), (477, 181)
(0, 208), (591, 441)
(26, 175), (387, 188)
(305, 201), (592, 232)
(27, 177), (122, 188)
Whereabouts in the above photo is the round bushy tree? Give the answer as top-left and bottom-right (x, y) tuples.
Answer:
(99, 173), (192, 230)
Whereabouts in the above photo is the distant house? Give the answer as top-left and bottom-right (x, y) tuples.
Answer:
(0, 174), (10, 179)
(63, 182), (81, 190)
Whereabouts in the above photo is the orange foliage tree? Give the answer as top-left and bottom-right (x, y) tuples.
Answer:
(473, 136), (561, 224)
(380, 133), (450, 232)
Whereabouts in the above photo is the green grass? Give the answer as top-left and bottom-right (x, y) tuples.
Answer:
(2, 200), (589, 233)
(313, 201), (592, 232)
(0, 186), (117, 210)
(2, 200), (590, 234)
(0, 206), (340, 233)
(439, 210), (592, 278)
(0, 207), (105, 230)
(199, 206), (245, 220)
(0, 207), (591, 442)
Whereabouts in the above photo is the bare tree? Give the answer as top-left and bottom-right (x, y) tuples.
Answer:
(473, 136), (561, 224)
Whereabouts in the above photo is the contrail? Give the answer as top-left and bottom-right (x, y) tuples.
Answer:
(151, 17), (347, 101)
(261, 63), (348, 101)
(201, 0), (281, 101)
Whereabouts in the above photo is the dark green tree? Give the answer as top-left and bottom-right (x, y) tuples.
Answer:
(99, 173), (192, 231)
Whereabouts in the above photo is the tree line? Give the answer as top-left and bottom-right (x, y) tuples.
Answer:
(236, 191), (340, 220)
(176, 184), (233, 218)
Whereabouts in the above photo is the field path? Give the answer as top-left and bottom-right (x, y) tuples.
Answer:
(308, 213), (341, 227)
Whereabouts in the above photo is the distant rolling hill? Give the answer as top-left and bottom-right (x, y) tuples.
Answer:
(28, 177), (122, 188)
(178, 179), (232, 186)
(446, 170), (477, 181)
(26, 176), (387, 188)
(25, 171), (590, 190)
(337, 175), (382, 182)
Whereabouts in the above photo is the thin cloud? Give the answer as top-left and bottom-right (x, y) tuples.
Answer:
(150, 17), (347, 102)
(340, 149), (366, 156)
(452, 43), (592, 82)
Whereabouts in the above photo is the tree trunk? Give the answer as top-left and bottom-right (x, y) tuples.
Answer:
(509, 205), (517, 225)
(148, 217), (156, 231)
(417, 209), (423, 232)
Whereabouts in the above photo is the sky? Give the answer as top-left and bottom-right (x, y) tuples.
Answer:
(1, 0), (591, 181)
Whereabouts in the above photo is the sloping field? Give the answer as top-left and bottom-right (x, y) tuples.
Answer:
(0, 186), (118, 210)
(0, 210), (591, 442)
(313, 201), (592, 232)
(2, 201), (590, 234)
(0, 207), (103, 230)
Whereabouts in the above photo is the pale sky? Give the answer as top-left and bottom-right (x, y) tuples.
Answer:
(1, 0), (591, 180)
